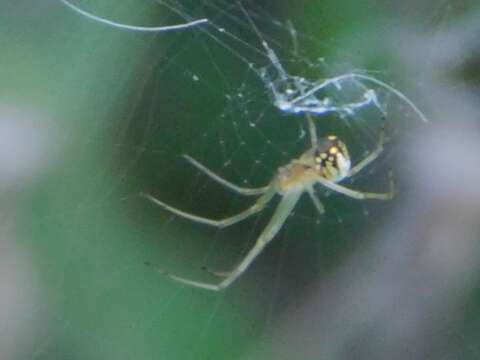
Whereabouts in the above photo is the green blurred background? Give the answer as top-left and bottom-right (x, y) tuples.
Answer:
(2, 0), (480, 359)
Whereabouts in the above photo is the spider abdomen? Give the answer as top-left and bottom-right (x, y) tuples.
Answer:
(316, 151), (351, 182)
(313, 136), (351, 182)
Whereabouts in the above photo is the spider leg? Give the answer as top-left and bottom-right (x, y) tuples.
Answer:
(316, 170), (394, 200)
(307, 187), (325, 216)
(160, 190), (302, 291)
(305, 114), (318, 148)
(348, 125), (385, 177)
(183, 155), (268, 196)
(203, 268), (230, 277)
(141, 185), (276, 229)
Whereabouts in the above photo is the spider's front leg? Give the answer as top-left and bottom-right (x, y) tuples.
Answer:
(348, 124), (386, 178)
(317, 170), (394, 201)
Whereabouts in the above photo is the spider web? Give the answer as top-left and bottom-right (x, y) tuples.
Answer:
(15, 0), (480, 360)
(128, 0), (426, 294)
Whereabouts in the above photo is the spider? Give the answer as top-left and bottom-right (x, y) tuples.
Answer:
(142, 125), (394, 291)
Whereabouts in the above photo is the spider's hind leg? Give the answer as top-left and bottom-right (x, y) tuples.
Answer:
(141, 185), (276, 228)
(155, 191), (302, 291)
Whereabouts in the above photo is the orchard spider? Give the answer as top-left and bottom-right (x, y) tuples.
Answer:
(142, 126), (393, 291)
